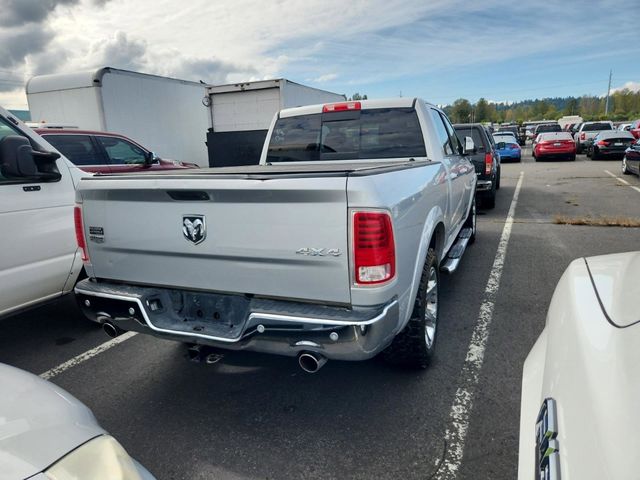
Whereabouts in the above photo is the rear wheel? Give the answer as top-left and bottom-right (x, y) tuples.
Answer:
(383, 249), (439, 369)
(622, 156), (631, 175)
(496, 167), (501, 190)
(592, 147), (600, 160)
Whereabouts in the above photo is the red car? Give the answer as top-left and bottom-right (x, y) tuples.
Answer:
(630, 119), (640, 140)
(35, 129), (199, 173)
(533, 132), (576, 161)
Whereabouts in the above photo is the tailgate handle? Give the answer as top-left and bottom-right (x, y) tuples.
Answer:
(167, 190), (210, 201)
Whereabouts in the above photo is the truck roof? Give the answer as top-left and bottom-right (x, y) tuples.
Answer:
(27, 67), (205, 94)
(279, 98), (420, 118)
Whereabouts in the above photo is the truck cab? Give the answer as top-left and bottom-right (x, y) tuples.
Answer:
(0, 107), (85, 318)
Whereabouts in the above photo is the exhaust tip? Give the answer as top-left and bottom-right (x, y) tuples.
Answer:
(103, 322), (122, 338)
(298, 352), (327, 373)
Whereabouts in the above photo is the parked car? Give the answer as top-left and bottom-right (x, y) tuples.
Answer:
(533, 132), (576, 161)
(587, 130), (636, 160)
(493, 133), (522, 162)
(518, 251), (640, 480)
(454, 123), (501, 209)
(0, 106), (86, 319)
(0, 362), (155, 480)
(574, 121), (614, 153)
(517, 125), (528, 146)
(617, 123), (631, 131)
(629, 119), (640, 139)
(622, 139), (640, 176)
(74, 98), (478, 372)
(35, 129), (199, 174)
(495, 125), (518, 139)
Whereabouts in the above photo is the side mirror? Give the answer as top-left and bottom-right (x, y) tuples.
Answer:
(463, 136), (476, 155)
(0, 135), (60, 180)
(144, 151), (156, 166)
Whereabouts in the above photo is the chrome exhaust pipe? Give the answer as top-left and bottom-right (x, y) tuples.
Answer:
(298, 352), (327, 373)
(103, 322), (124, 338)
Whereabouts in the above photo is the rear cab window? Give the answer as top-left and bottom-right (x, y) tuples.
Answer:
(266, 107), (426, 162)
(454, 126), (486, 152)
(582, 123), (613, 132)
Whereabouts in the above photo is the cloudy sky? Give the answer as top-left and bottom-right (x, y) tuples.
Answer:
(0, 0), (638, 109)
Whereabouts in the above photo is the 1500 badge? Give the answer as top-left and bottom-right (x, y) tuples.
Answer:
(296, 248), (342, 257)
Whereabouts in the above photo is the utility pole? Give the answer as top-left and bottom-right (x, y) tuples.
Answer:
(604, 69), (612, 115)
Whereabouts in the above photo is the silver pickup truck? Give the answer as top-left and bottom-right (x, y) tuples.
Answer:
(74, 98), (477, 372)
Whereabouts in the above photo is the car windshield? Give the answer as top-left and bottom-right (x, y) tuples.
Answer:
(266, 108), (426, 162)
(583, 123), (613, 131)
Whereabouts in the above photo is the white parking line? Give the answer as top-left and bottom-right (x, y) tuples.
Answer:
(437, 171), (525, 479)
(604, 170), (640, 194)
(39, 331), (137, 380)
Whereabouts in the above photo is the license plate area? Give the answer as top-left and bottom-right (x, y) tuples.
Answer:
(143, 289), (250, 340)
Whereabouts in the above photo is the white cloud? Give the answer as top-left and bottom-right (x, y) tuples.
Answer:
(308, 73), (338, 83)
(611, 81), (640, 94)
(1, 0), (638, 108)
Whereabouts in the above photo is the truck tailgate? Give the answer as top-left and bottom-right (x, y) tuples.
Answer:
(79, 176), (351, 305)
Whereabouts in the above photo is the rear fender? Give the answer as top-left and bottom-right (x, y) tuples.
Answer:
(398, 205), (445, 331)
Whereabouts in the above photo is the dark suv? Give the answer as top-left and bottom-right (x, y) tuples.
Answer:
(454, 123), (500, 209)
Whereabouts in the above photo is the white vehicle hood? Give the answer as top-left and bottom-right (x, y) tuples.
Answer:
(521, 252), (640, 480)
(585, 251), (640, 327)
(0, 363), (103, 480)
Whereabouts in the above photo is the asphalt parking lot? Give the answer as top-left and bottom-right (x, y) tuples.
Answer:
(2, 148), (640, 480)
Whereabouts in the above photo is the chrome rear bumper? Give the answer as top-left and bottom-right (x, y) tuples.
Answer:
(75, 279), (400, 361)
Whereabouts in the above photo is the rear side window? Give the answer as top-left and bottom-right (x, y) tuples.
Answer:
(454, 126), (485, 151)
(429, 109), (455, 155)
(583, 123), (613, 131)
(44, 135), (104, 166)
(266, 108), (426, 162)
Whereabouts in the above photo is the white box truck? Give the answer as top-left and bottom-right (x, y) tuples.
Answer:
(205, 79), (345, 167)
(27, 68), (211, 167)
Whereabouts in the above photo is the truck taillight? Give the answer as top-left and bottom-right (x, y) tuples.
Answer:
(484, 152), (493, 175)
(322, 101), (361, 113)
(353, 211), (395, 285)
(74, 205), (89, 262)
(580, 132), (586, 140)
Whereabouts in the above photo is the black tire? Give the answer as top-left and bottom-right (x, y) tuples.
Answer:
(484, 189), (496, 209)
(622, 156), (631, 175)
(576, 144), (583, 154)
(592, 147), (600, 160)
(569, 155), (576, 161)
(383, 249), (439, 369)
(496, 168), (501, 190)
(463, 197), (476, 244)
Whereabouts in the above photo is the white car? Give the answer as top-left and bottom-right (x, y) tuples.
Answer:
(0, 106), (86, 319)
(0, 362), (155, 479)
(518, 251), (640, 480)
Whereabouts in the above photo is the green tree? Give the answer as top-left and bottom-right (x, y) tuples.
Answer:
(450, 98), (472, 123)
(474, 98), (491, 122)
(564, 98), (579, 115)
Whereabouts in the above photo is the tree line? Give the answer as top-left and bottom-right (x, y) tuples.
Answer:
(443, 88), (640, 124)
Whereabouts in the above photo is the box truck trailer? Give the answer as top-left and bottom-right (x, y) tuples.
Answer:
(27, 67), (211, 167)
(205, 79), (345, 167)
